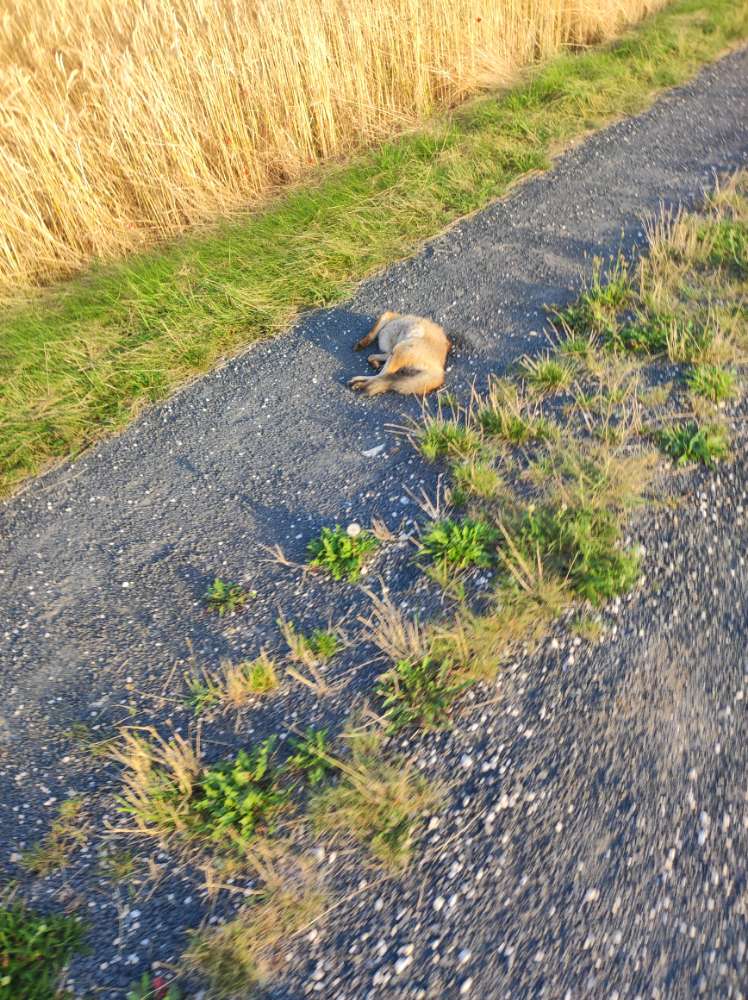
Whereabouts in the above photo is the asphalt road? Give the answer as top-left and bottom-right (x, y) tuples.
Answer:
(0, 46), (747, 1000)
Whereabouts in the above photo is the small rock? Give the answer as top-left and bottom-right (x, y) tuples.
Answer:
(394, 955), (413, 975)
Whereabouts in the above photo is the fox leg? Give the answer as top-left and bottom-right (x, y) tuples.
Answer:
(354, 310), (398, 351)
(367, 353), (388, 369)
(350, 369), (444, 396)
(350, 341), (443, 396)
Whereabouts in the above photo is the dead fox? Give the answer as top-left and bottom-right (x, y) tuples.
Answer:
(349, 311), (450, 397)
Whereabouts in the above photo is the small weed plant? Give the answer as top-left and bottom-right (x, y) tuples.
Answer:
(420, 518), (497, 570)
(0, 900), (85, 1000)
(657, 422), (729, 467)
(307, 526), (378, 582)
(205, 578), (251, 616)
(376, 656), (469, 732)
(685, 365), (737, 402)
(286, 728), (334, 786)
(192, 741), (287, 845)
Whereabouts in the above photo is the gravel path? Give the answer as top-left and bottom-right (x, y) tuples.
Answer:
(1, 48), (747, 999)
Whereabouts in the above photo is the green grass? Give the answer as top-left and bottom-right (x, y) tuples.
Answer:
(451, 459), (505, 504)
(657, 421), (730, 466)
(420, 518), (498, 570)
(417, 415), (482, 462)
(685, 364), (737, 401)
(704, 218), (748, 274)
(307, 525), (379, 582)
(0, 900), (85, 1000)
(1, 0), (746, 496)
(520, 353), (575, 394)
(376, 656), (470, 732)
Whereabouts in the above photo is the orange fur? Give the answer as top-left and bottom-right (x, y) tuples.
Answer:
(349, 312), (449, 397)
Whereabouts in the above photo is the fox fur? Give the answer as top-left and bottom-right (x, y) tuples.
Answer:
(348, 311), (450, 397)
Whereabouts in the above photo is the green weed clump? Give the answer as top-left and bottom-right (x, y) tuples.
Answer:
(0, 901), (85, 1000)
(307, 526), (378, 582)
(113, 729), (287, 850)
(205, 578), (251, 616)
(685, 364), (737, 402)
(376, 656), (469, 732)
(517, 504), (639, 604)
(420, 518), (498, 570)
(192, 741), (287, 844)
(657, 421), (729, 466)
(286, 728), (334, 786)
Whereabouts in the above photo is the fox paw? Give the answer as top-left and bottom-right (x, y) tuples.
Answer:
(348, 376), (369, 391)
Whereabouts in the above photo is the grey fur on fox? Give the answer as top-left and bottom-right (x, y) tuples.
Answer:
(349, 311), (450, 396)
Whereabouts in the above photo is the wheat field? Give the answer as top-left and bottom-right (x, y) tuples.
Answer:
(0, 0), (666, 293)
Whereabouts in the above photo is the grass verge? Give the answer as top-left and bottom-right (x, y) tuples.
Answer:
(1, 0), (746, 496)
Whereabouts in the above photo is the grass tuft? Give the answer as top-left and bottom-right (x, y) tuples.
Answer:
(20, 799), (88, 876)
(0, 898), (85, 1000)
(307, 526), (379, 582)
(657, 421), (730, 466)
(420, 518), (498, 570)
(519, 353), (574, 394)
(184, 884), (324, 998)
(309, 731), (442, 868)
(685, 364), (737, 402)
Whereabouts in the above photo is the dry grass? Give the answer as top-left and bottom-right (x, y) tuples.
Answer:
(21, 798), (88, 876)
(0, 0), (667, 292)
(309, 729), (442, 868)
(359, 589), (429, 665)
(184, 881), (324, 998)
(188, 652), (279, 714)
(109, 726), (202, 840)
